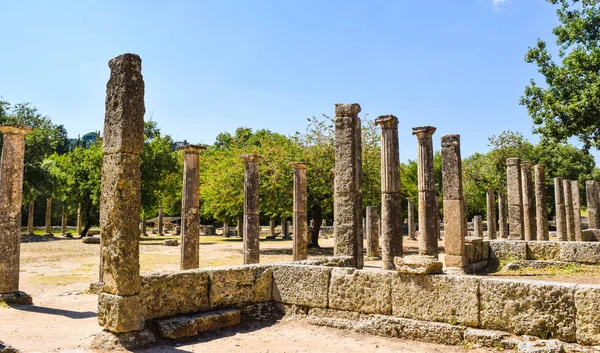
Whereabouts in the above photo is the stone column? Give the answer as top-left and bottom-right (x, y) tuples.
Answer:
(141, 215), (146, 236)
(413, 126), (441, 257)
(498, 191), (508, 238)
(292, 162), (308, 261)
(473, 216), (483, 237)
(241, 154), (261, 264)
(506, 158), (524, 239)
(180, 145), (204, 270)
(375, 115), (401, 269)
(563, 179), (575, 241)
(0, 125), (32, 302)
(224, 221), (230, 237)
(586, 181), (598, 229)
(534, 165), (549, 240)
(365, 206), (380, 259)
(97, 53), (145, 334)
(570, 180), (582, 241)
(407, 197), (416, 240)
(27, 201), (34, 235)
(554, 177), (567, 241)
(76, 203), (82, 236)
(333, 103), (363, 269)
(521, 162), (536, 241)
(157, 206), (164, 236)
(237, 214), (243, 237)
(269, 219), (275, 236)
(45, 198), (52, 236)
(486, 189), (497, 239)
(61, 206), (68, 236)
(441, 134), (466, 269)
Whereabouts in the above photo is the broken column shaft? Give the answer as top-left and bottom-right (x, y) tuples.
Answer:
(534, 165), (549, 240)
(521, 161), (536, 241)
(563, 179), (575, 241)
(241, 154), (262, 264)
(506, 158), (524, 239)
(486, 189), (496, 239)
(413, 126), (438, 256)
(292, 162), (308, 261)
(180, 145), (204, 270)
(554, 177), (567, 241)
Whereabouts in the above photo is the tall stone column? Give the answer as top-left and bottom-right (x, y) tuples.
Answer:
(486, 189), (497, 239)
(269, 219), (275, 236)
(0, 125), (32, 302)
(563, 179), (575, 241)
(241, 154), (261, 264)
(534, 165), (549, 240)
(45, 198), (52, 236)
(157, 206), (164, 236)
(521, 162), (536, 241)
(413, 126), (438, 255)
(554, 177), (567, 241)
(292, 162), (308, 261)
(498, 191), (508, 238)
(570, 180), (582, 241)
(366, 206), (380, 259)
(237, 214), (243, 238)
(333, 103), (364, 269)
(473, 216), (483, 237)
(407, 197), (416, 240)
(77, 203), (82, 236)
(506, 158), (524, 239)
(586, 181), (598, 229)
(180, 145), (204, 270)
(27, 201), (34, 235)
(97, 53), (145, 334)
(141, 215), (146, 236)
(375, 115), (401, 270)
(441, 134), (467, 269)
(61, 206), (68, 236)
(224, 221), (230, 237)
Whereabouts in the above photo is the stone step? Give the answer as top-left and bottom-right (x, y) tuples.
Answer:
(156, 309), (241, 339)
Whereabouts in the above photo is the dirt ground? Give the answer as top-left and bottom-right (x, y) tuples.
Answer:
(0, 232), (595, 352)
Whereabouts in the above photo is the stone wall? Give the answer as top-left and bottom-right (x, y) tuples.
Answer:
(490, 240), (600, 264)
(138, 263), (600, 345)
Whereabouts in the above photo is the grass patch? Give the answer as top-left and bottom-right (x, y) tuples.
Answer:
(30, 274), (94, 286)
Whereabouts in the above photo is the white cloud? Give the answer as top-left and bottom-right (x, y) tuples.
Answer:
(492, 0), (508, 11)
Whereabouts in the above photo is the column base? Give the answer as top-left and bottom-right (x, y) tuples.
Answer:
(394, 255), (443, 274)
(0, 291), (33, 305)
(90, 328), (156, 351)
(89, 282), (104, 294)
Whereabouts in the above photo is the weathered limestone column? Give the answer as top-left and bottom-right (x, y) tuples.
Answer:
(237, 214), (243, 237)
(473, 216), (483, 237)
(292, 162), (308, 261)
(375, 115), (401, 269)
(486, 189), (497, 239)
(441, 134), (467, 269)
(407, 197), (416, 240)
(157, 206), (164, 236)
(366, 206), (380, 259)
(570, 180), (582, 241)
(77, 203), (82, 236)
(45, 198), (52, 236)
(61, 206), (67, 236)
(224, 221), (230, 237)
(506, 158), (524, 239)
(180, 145), (204, 270)
(27, 201), (34, 235)
(0, 125), (32, 302)
(333, 103), (364, 269)
(554, 177), (567, 241)
(521, 162), (537, 241)
(241, 154), (261, 264)
(563, 179), (575, 241)
(534, 165), (549, 240)
(140, 215), (146, 236)
(586, 181), (598, 229)
(97, 53), (145, 334)
(498, 191), (508, 238)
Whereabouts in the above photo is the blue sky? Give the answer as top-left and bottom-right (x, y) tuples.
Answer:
(1, 0), (590, 163)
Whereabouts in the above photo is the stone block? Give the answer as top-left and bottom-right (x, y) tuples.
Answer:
(139, 270), (209, 320)
(328, 268), (392, 315)
(89, 328), (156, 352)
(209, 265), (272, 309)
(463, 328), (512, 349)
(527, 241), (561, 261)
(0, 340), (19, 353)
(155, 309), (240, 339)
(272, 264), (330, 308)
(0, 291), (32, 305)
(465, 237), (489, 263)
(196, 309), (241, 332)
(479, 278), (577, 341)
(82, 237), (100, 244)
(156, 316), (198, 339)
(97, 293), (144, 333)
(489, 239), (527, 261)
(559, 242), (600, 264)
(574, 284), (600, 345)
(163, 239), (178, 246)
(582, 229), (600, 242)
(391, 274), (479, 327)
(394, 255), (443, 274)
(306, 308), (361, 330)
(443, 200), (465, 255)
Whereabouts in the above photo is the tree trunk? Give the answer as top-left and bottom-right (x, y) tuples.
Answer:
(309, 204), (322, 248)
(81, 222), (93, 237)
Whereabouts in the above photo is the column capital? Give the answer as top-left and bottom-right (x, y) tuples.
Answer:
(441, 134), (460, 147)
(180, 144), (206, 154)
(411, 126), (436, 138)
(240, 154), (262, 162)
(534, 164), (545, 171)
(335, 103), (361, 117)
(0, 124), (32, 135)
(375, 115), (398, 129)
(506, 157), (521, 166)
(520, 161), (533, 169)
(291, 162), (308, 169)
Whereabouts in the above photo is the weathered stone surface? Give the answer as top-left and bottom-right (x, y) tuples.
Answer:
(522, 162), (537, 241)
(90, 328), (156, 352)
(586, 181), (598, 229)
(164, 239), (178, 246)
(295, 256), (354, 267)
(394, 255), (443, 274)
(209, 265), (272, 309)
(582, 229), (600, 242)
(365, 206), (380, 258)
(139, 270), (210, 320)
(574, 284), (600, 345)
(559, 242), (600, 263)
(241, 302), (283, 321)
(489, 239), (527, 261)
(306, 308), (361, 330)
(444, 200), (466, 261)
(463, 328), (512, 349)
(564, 179), (576, 242)
(0, 339), (19, 353)
(535, 165), (550, 241)
(196, 308), (241, 332)
(272, 265), (330, 308)
(275, 303), (308, 318)
(555, 177), (567, 241)
(486, 189), (497, 239)
(156, 316), (197, 339)
(380, 192), (401, 269)
(473, 215), (483, 237)
(498, 190), (509, 238)
(155, 309), (241, 339)
(479, 278), (577, 341)
(527, 241), (561, 261)
(0, 291), (32, 305)
(465, 236), (489, 263)
(97, 293), (144, 332)
(507, 158), (524, 239)
(413, 126), (438, 256)
(391, 274), (479, 327)
(328, 268), (391, 315)
(571, 180), (582, 241)
(241, 154), (261, 264)
(82, 236), (101, 244)
(292, 162), (308, 261)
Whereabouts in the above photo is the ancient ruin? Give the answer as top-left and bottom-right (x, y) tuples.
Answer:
(506, 158), (524, 239)
(241, 154), (262, 265)
(181, 145), (204, 270)
(534, 164), (549, 240)
(292, 162), (308, 261)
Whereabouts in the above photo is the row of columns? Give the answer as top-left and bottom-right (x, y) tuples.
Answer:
(24, 199), (84, 237)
